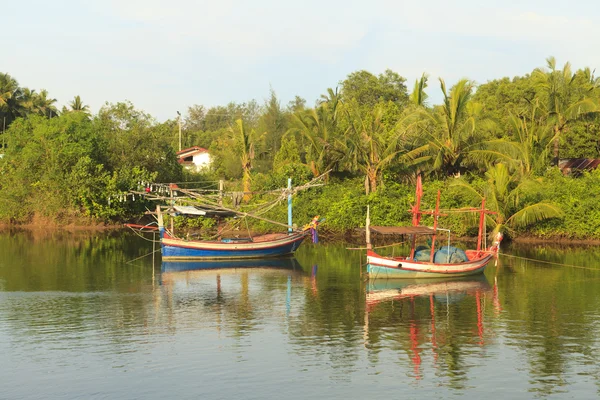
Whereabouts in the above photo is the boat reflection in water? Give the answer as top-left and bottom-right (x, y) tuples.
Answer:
(158, 257), (309, 325)
(366, 275), (492, 307)
(161, 256), (303, 274)
(364, 275), (498, 381)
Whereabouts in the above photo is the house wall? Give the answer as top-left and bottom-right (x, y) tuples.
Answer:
(191, 152), (211, 171)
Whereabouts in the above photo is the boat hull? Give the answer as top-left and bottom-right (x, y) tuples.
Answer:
(160, 230), (307, 260)
(366, 251), (494, 279)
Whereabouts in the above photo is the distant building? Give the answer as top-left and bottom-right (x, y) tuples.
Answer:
(176, 146), (211, 172)
(558, 158), (600, 176)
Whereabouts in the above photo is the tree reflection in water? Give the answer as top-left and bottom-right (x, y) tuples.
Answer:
(2, 234), (600, 396)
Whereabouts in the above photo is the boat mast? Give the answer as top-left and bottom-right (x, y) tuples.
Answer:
(429, 190), (441, 262)
(409, 175), (423, 260)
(476, 198), (486, 252)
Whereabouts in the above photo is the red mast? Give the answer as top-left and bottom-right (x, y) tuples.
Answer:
(409, 175), (423, 260)
(429, 190), (441, 262)
(476, 198), (486, 253)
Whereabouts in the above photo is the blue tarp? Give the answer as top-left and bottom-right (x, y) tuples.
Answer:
(414, 246), (468, 264)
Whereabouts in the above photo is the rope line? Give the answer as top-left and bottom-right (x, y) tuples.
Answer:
(499, 252), (600, 271)
(125, 248), (162, 264)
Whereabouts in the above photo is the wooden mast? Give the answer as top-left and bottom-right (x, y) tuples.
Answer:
(476, 198), (486, 252)
(409, 175), (423, 260)
(429, 190), (441, 263)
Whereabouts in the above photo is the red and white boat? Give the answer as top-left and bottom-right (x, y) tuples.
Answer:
(366, 176), (502, 279)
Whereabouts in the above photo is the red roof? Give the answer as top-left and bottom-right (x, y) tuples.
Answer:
(176, 146), (209, 157)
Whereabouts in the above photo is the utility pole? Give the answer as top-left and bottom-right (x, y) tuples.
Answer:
(177, 111), (182, 151)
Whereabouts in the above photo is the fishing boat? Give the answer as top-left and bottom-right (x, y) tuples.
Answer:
(158, 209), (310, 261)
(127, 178), (321, 261)
(366, 176), (502, 279)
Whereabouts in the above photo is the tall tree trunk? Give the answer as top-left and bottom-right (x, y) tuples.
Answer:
(367, 168), (377, 194)
(553, 125), (560, 166)
(242, 168), (252, 202)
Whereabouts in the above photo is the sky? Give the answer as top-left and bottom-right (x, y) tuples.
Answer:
(4, 0), (600, 121)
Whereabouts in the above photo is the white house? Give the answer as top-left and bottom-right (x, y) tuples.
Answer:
(176, 146), (211, 172)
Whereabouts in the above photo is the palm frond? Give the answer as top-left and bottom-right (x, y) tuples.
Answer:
(506, 202), (563, 229)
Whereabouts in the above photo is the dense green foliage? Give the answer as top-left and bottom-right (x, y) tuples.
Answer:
(1, 58), (600, 239)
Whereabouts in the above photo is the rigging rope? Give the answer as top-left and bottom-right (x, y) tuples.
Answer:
(499, 252), (600, 271)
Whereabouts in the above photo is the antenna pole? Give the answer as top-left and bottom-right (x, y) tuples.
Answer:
(178, 114), (182, 151)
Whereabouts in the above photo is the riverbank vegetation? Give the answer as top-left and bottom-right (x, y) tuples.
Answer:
(1, 57), (600, 239)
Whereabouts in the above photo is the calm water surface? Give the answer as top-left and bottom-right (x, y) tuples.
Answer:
(2, 231), (600, 399)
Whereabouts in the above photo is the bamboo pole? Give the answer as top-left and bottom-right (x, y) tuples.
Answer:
(288, 178), (293, 233)
(366, 205), (371, 250)
(429, 190), (441, 263)
(218, 179), (224, 206)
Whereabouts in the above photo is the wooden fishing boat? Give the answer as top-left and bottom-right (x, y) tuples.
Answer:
(127, 178), (322, 262)
(159, 215), (310, 261)
(366, 176), (502, 279)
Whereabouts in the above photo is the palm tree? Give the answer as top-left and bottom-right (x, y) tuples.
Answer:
(287, 92), (344, 178)
(18, 88), (58, 118)
(229, 119), (255, 201)
(18, 88), (36, 115)
(344, 105), (408, 194)
(69, 95), (90, 113)
(409, 73), (429, 107)
(33, 89), (58, 118)
(470, 99), (553, 178)
(532, 57), (600, 165)
(451, 163), (562, 237)
(0, 73), (23, 125)
(407, 78), (494, 176)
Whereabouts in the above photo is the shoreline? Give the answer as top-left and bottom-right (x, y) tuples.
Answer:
(2, 223), (600, 246)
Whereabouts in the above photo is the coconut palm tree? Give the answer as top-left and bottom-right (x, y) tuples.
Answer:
(469, 99), (554, 178)
(409, 73), (429, 107)
(407, 78), (495, 177)
(69, 95), (90, 113)
(18, 88), (58, 118)
(229, 119), (255, 201)
(451, 163), (562, 237)
(532, 57), (600, 165)
(343, 105), (409, 194)
(286, 92), (344, 178)
(18, 88), (36, 115)
(33, 89), (58, 118)
(0, 73), (23, 125)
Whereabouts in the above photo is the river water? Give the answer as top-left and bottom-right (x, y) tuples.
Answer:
(1, 230), (600, 399)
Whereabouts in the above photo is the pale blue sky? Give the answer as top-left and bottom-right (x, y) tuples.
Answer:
(4, 0), (600, 121)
